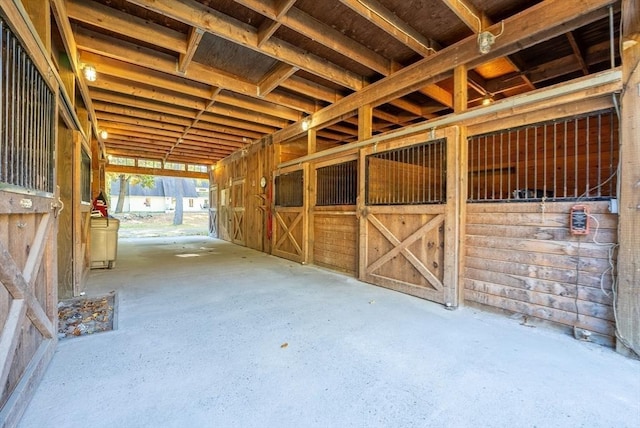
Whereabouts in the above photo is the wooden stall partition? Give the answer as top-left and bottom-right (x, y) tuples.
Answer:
(0, 3), (60, 423)
(464, 201), (618, 345)
(272, 165), (307, 263)
(311, 154), (359, 276)
(358, 127), (460, 305)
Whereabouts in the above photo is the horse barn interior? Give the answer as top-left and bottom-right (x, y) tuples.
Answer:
(1, 0), (640, 425)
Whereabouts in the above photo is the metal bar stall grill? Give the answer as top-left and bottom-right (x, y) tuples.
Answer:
(365, 139), (446, 206)
(467, 109), (619, 202)
(275, 170), (303, 207)
(316, 160), (357, 206)
(0, 17), (55, 194)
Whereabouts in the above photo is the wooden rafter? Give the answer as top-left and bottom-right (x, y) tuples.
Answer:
(179, 27), (205, 74)
(566, 31), (590, 75)
(127, 0), (366, 91)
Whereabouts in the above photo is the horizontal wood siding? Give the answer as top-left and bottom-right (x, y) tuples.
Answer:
(464, 201), (617, 341)
(313, 213), (358, 275)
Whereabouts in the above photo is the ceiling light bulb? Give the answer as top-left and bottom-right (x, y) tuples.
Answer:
(481, 95), (492, 106)
(99, 129), (108, 139)
(83, 64), (97, 82)
(301, 118), (310, 131)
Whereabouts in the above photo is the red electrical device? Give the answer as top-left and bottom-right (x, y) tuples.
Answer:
(570, 205), (589, 235)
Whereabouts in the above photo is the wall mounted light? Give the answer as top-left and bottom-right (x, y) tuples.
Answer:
(82, 64), (97, 82)
(99, 129), (108, 139)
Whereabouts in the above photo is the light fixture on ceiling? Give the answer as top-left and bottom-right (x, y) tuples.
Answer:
(99, 129), (108, 139)
(481, 94), (493, 106)
(477, 21), (505, 55)
(82, 64), (97, 82)
(301, 117), (311, 131)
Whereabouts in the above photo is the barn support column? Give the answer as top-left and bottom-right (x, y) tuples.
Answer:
(617, 0), (640, 357)
(452, 65), (468, 307)
(358, 105), (373, 140)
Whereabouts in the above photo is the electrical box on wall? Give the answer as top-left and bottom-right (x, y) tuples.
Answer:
(570, 205), (590, 235)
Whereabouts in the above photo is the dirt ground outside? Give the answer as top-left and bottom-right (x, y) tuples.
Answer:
(112, 211), (209, 238)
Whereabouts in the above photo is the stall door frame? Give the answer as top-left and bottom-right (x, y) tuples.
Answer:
(272, 165), (308, 263)
(230, 178), (245, 246)
(358, 127), (461, 307)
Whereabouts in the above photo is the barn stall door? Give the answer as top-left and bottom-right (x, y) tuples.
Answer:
(230, 178), (245, 246)
(359, 133), (459, 306)
(209, 184), (218, 238)
(0, 16), (59, 424)
(272, 168), (306, 263)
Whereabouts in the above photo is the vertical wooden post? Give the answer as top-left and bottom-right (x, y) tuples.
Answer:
(357, 147), (368, 280)
(444, 126), (461, 307)
(357, 105), (373, 279)
(452, 65), (469, 307)
(454, 65), (468, 113)
(358, 105), (373, 141)
(72, 131), (82, 296)
(304, 162), (313, 265)
(616, 0), (640, 357)
(307, 128), (317, 155)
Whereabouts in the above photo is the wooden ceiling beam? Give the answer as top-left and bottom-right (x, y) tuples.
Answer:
(336, 0), (453, 112)
(258, 63), (299, 97)
(179, 27), (205, 74)
(82, 61), (293, 131)
(100, 121), (254, 146)
(273, 0), (614, 143)
(127, 0), (366, 91)
(107, 137), (231, 157)
(107, 146), (222, 164)
(66, 0), (187, 53)
(105, 128), (241, 149)
(440, 0), (489, 34)
(485, 40), (613, 94)
(84, 57), (302, 122)
(338, 0), (440, 57)
(105, 164), (210, 179)
(566, 31), (590, 75)
(75, 27), (314, 113)
(441, 0), (534, 91)
(255, 0), (297, 47)
(281, 7), (392, 76)
(49, 0), (106, 157)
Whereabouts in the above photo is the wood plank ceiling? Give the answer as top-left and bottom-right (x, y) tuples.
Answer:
(61, 0), (620, 166)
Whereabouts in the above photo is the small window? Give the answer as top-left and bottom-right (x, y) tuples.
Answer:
(188, 198), (194, 208)
(81, 148), (91, 203)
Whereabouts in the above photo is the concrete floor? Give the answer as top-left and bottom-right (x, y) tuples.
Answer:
(19, 236), (640, 428)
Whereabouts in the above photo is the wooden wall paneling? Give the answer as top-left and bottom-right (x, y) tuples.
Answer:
(616, 2), (640, 356)
(22, 0), (51, 52)
(464, 201), (618, 344)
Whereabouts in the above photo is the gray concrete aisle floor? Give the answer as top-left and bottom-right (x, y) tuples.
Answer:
(19, 236), (640, 428)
